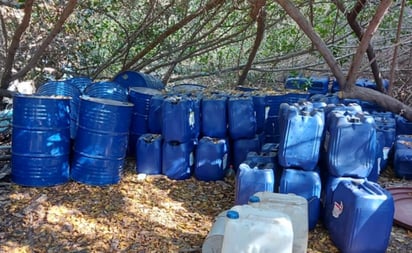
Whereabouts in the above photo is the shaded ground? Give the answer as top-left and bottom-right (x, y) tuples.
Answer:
(0, 156), (411, 253)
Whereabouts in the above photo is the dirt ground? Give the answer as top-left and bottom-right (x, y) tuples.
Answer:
(0, 156), (411, 253)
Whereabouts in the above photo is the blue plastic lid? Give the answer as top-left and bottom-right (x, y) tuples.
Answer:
(248, 195), (261, 203)
(226, 210), (240, 219)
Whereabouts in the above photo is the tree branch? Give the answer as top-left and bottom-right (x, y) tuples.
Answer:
(275, 0), (346, 87)
(334, 0), (386, 92)
(122, 0), (226, 71)
(10, 0), (78, 83)
(0, 0), (33, 89)
(388, 0), (405, 96)
(238, 0), (266, 86)
(345, 0), (392, 91)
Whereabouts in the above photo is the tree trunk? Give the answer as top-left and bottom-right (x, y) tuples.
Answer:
(275, 0), (346, 87)
(1, 0), (34, 90)
(237, 0), (266, 86)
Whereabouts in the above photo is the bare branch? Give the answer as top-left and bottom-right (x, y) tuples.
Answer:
(388, 0), (406, 96)
(0, 0), (33, 89)
(10, 0), (78, 82)
(345, 0), (392, 91)
(334, 0), (385, 92)
(275, 0), (346, 87)
(122, 0), (226, 71)
(238, 0), (266, 86)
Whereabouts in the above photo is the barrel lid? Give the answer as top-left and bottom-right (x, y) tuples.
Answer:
(129, 86), (163, 96)
(80, 95), (133, 107)
(226, 210), (239, 219)
(387, 186), (412, 230)
(14, 94), (71, 100)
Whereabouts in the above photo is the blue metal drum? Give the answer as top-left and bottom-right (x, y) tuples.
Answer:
(128, 87), (163, 115)
(148, 94), (165, 134)
(83, 81), (128, 102)
(127, 87), (163, 154)
(113, 70), (165, 90)
(71, 96), (133, 185)
(36, 80), (82, 139)
(66, 77), (93, 93)
(11, 95), (71, 186)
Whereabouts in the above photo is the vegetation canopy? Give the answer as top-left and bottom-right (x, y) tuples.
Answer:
(0, 0), (412, 119)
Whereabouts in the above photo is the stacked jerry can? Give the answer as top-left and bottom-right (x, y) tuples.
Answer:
(277, 101), (324, 230)
(161, 95), (198, 180)
(194, 94), (229, 182)
(322, 107), (395, 253)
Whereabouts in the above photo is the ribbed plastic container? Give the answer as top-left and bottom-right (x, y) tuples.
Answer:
(201, 94), (227, 138)
(162, 141), (194, 180)
(327, 180), (394, 253)
(221, 206), (294, 253)
(228, 96), (256, 139)
(194, 137), (228, 181)
(136, 134), (162, 175)
(113, 70), (165, 90)
(308, 76), (329, 95)
(279, 168), (321, 230)
(11, 95), (71, 186)
(234, 162), (275, 205)
(147, 94), (165, 134)
(232, 135), (261, 171)
(326, 111), (376, 178)
(278, 103), (324, 171)
(249, 192), (309, 253)
(396, 115), (412, 135)
(36, 80), (82, 139)
(394, 135), (412, 179)
(66, 76), (93, 93)
(83, 81), (128, 102)
(162, 95), (196, 143)
(71, 96), (133, 186)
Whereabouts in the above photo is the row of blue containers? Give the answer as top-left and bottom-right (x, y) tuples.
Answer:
(11, 71), (165, 187)
(11, 94), (134, 187)
(285, 75), (390, 94)
(233, 98), (403, 253)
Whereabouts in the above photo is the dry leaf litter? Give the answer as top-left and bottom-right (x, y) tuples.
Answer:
(0, 156), (411, 253)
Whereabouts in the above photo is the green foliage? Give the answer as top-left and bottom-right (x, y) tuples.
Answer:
(1, 0), (409, 85)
